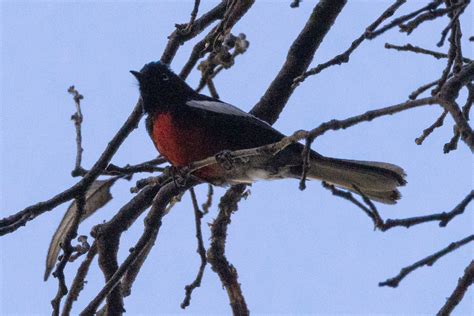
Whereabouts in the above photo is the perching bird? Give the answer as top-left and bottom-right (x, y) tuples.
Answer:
(131, 61), (406, 204)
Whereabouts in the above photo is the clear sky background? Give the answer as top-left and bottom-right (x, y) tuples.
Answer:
(1, 1), (473, 315)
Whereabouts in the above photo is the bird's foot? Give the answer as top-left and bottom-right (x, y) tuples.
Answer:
(215, 150), (234, 171)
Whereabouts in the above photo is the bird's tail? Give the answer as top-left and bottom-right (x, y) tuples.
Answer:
(306, 155), (406, 204)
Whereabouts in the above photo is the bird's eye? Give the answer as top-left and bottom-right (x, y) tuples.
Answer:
(160, 73), (169, 81)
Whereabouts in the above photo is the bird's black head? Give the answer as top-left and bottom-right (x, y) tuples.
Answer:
(131, 61), (196, 114)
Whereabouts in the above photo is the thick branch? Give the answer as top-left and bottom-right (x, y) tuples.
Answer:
(80, 180), (196, 316)
(437, 62), (474, 150)
(251, 0), (348, 124)
(91, 182), (165, 315)
(208, 184), (248, 316)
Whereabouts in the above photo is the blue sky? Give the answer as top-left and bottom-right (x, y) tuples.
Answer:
(1, 1), (473, 315)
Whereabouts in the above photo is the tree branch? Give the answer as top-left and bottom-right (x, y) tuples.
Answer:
(437, 260), (474, 316)
(181, 188), (207, 309)
(80, 180), (197, 316)
(207, 184), (249, 316)
(251, 0), (348, 124)
(0, 101), (144, 236)
(160, 1), (227, 65)
(379, 235), (474, 288)
(294, 0), (406, 87)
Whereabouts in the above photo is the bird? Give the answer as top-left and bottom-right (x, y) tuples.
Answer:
(131, 61), (406, 204)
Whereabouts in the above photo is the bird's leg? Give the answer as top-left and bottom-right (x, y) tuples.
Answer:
(171, 166), (192, 188)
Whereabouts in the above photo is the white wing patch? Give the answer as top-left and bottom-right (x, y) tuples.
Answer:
(186, 100), (251, 117)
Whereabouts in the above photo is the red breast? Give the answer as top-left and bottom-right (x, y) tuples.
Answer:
(151, 112), (220, 171)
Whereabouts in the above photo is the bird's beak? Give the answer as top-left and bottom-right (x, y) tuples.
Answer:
(130, 70), (143, 82)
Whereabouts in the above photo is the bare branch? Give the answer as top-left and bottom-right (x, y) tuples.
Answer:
(201, 184), (214, 215)
(444, 125), (461, 153)
(67, 86), (86, 177)
(62, 242), (97, 316)
(379, 235), (474, 288)
(0, 101), (144, 236)
(400, 2), (465, 36)
(323, 183), (472, 231)
(208, 184), (249, 316)
(251, 0), (348, 124)
(51, 194), (86, 316)
(80, 180), (197, 316)
(160, 1), (227, 65)
(383, 190), (474, 229)
(437, 63), (474, 151)
(294, 0), (406, 87)
(415, 110), (448, 145)
(366, 0), (443, 39)
(410, 78), (443, 100)
(121, 232), (158, 298)
(181, 188), (207, 309)
(385, 43), (472, 63)
(437, 260), (474, 316)
(462, 82), (474, 121)
(183, 0), (201, 33)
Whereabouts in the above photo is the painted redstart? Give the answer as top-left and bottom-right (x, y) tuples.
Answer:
(131, 61), (406, 204)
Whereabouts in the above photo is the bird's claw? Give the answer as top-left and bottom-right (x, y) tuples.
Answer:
(215, 150), (234, 171)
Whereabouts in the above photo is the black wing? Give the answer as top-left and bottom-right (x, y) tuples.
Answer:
(184, 96), (285, 150)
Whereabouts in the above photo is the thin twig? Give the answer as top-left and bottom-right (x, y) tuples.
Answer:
(415, 110), (448, 145)
(104, 157), (167, 176)
(322, 182), (381, 228)
(182, 0), (201, 34)
(366, 0), (443, 39)
(181, 188), (207, 309)
(383, 190), (473, 229)
(201, 184), (214, 215)
(432, 30), (457, 95)
(400, 2), (465, 36)
(385, 43), (472, 63)
(51, 194), (86, 316)
(323, 184), (472, 231)
(68, 86), (86, 177)
(293, 0), (406, 87)
(409, 79), (442, 100)
(443, 125), (460, 153)
(160, 1), (227, 65)
(0, 101), (144, 236)
(379, 235), (474, 288)
(62, 242), (97, 316)
(462, 82), (473, 120)
(437, 3), (466, 47)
